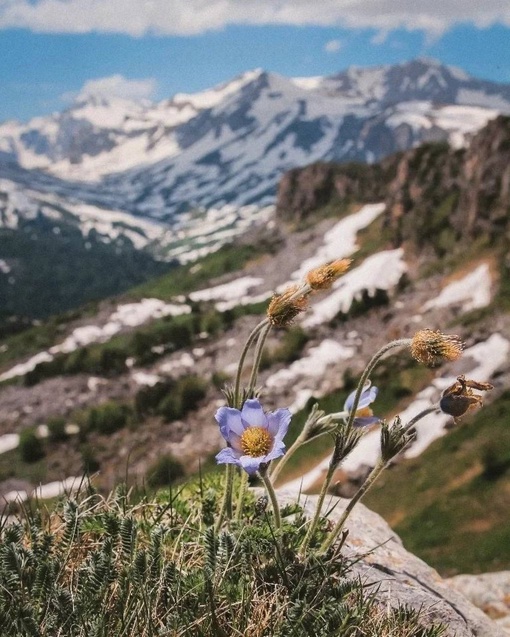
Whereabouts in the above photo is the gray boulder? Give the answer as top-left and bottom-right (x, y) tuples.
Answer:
(275, 488), (505, 637)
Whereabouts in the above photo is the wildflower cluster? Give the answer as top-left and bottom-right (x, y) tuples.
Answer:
(213, 255), (494, 555)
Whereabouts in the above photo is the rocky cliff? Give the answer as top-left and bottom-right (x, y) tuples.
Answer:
(276, 115), (510, 255)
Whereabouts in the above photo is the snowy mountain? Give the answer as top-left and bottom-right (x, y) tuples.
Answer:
(1, 59), (509, 225)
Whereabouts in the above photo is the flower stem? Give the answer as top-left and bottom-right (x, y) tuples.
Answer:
(319, 403), (440, 553)
(321, 339), (411, 489)
(319, 459), (386, 554)
(299, 454), (337, 555)
(403, 406), (439, 433)
(300, 338), (411, 554)
(233, 319), (269, 408)
(345, 339), (411, 431)
(269, 430), (308, 483)
(234, 469), (248, 522)
(259, 470), (282, 530)
(214, 463), (235, 533)
(246, 322), (272, 397)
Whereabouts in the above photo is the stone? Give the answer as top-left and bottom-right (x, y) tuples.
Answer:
(275, 488), (506, 637)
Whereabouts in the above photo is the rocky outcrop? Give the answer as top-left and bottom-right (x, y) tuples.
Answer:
(447, 572), (510, 635)
(276, 161), (388, 222)
(275, 488), (506, 637)
(276, 116), (510, 254)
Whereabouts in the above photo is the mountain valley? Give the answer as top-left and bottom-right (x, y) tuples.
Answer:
(0, 61), (510, 579)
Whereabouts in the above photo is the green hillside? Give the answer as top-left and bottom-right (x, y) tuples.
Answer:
(365, 391), (510, 575)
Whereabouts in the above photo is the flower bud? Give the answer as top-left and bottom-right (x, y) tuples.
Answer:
(266, 285), (308, 327)
(305, 258), (352, 291)
(440, 375), (493, 420)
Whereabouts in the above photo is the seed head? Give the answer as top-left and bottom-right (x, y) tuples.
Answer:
(266, 285), (308, 327)
(410, 329), (464, 367)
(305, 258), (352, 291)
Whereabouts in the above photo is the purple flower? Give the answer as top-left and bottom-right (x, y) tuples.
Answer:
(215, 398), (291, 475)
(344, 382), (380, 428)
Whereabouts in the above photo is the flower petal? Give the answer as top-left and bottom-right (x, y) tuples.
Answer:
(265, 440), (286, 462)
(238, 455), (264, 475)
(344, 383), (378, 411)
(241, 399), (267, 428)
(215, 406), (245, 439)
(353, 416), (380, 428)
(358, 386), (378, 409)
(344, 389), (356, 412)
(215, 447), (242, 466)
(267, 408), (291, 440)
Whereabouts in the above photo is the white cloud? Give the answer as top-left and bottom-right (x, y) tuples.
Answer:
(324, 39), (343, 53)
(0, 0), (509, 37)
(63, 74), (157, 102)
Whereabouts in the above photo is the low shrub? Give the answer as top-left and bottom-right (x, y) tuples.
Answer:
(47, 416), (68, 442)
(18, 428), (45, 463)
(146, 454), (185, 487)
(87, 402), (132, 435)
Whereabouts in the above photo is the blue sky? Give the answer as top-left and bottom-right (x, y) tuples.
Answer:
(1, 0), (509, 123)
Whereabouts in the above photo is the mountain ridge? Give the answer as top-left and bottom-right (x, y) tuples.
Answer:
(1, 59), (509, 224)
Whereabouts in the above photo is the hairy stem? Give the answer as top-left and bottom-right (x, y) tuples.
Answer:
(319, 340), (411, 495)
(259, 470), (282, 530)
(233, 319), (269, 408)
(320, 403), (440, 552)
(214, 463), (235, 533)
(319, 459), (386, 554)
(300, 338), (411, 554)
(246, 322), (272, 398)
(234, 470), (248, 522)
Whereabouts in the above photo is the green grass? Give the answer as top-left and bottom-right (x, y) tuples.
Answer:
(128, 239), (278, 301)
(364, 390), (510, 575)
(0, 480), (447, 637)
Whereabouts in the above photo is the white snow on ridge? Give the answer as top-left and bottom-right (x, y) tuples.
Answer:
(457, 89), (510, 113)
(385, 102), (499, 149)
(302, 249), (407, 328)
(423, 263), (492, 313)
(291, 203), (386, 282)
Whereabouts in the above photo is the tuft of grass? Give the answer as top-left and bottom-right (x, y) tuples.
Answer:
(0, 481), (446, 637)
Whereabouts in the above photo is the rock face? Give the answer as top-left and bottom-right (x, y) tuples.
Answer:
(276, 116), (510, 256)
(447, 572), (510, 635)
(276, 488), (506, 637)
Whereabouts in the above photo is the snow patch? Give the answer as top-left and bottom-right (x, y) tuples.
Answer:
(131, 371), (162, 386)
(266, 339), (355, 413)
(303, 249), (407, 327)
(423, 263), (492, 312)
(291, 203), (386, 282)
(0, 299), (191, 382)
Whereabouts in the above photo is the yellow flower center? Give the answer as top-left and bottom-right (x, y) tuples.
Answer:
(355, 407), (373, 418)
(240, 426), (272, 457)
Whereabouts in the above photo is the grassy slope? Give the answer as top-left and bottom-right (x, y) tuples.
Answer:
(364, 391), (510, 575)
(0, 241), (270, 370)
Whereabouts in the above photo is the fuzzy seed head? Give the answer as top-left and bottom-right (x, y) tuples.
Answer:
(266, 285), (308, 327)
(305, 258), (352, 291)
(410, 329), (464, 367)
